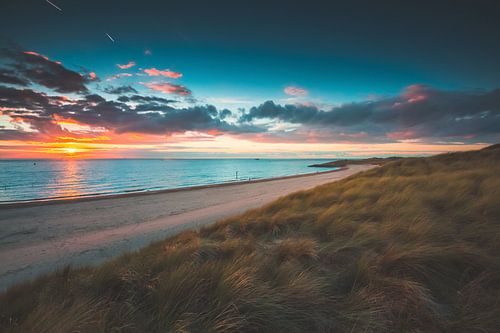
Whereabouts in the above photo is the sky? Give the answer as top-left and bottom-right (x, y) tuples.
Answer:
(0, 0), (499, 158)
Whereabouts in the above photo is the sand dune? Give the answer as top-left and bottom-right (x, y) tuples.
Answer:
(0, 164), (374, 291)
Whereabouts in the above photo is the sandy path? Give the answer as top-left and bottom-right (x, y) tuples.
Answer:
(0, 165), (374, 291)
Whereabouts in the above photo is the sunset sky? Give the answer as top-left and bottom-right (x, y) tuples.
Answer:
(0, 0), (499, 158)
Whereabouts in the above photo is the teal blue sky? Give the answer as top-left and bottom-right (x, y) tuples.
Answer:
(2, 0), (500, 109)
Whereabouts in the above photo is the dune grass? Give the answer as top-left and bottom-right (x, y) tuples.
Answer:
(308, 156), (404, 168)
(1, 145), (500, 332)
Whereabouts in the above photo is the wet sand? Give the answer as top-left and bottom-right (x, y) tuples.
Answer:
(0, 164), (375, 291)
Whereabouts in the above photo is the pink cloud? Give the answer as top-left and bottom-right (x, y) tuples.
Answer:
(284, 86), (308, 96)
(144, 68), (183, 79)
(23, 51), (49, 61)
(402, 84), (428, 103)
(117, 61), (136, 69)
(386, 130), (417, 140)
(23, 51), (63, 65)
(143, 82), (191, 95)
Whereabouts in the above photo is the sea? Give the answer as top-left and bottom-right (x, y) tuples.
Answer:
(0, 159), (336, 203)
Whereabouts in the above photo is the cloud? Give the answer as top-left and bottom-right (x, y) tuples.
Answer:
(117, 95), (177, 104)
(0, 128), (43, 141)
(117, 94), (178, 112)
(382, 130), (414, 140)
(143, 82), (191, 96)
(23, 51), (49, 60)
(219, 109), (232, 119)
(0, 45), (90, 94)
(104, 85), (138, 95)
(240, 85), (500, 143)
(0, 85), (263, 141)
(144, 68), (183, 79)
(117, 61), (136, 69)
(284, 86), (308, 96)
(240, 100), (318, 123)
(106, 73), (133, 81)
(0, 69), (30, 86)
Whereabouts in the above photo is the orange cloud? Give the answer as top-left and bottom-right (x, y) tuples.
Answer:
(52, 114), (80, 125)
(117, 61), (136, 69)
(284, 86), (308, 96)
(143, 82), (191, 95)
(56, 136), (111, 143)
(144, 68), (183, 79)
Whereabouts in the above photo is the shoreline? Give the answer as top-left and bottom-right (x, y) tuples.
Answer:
(0, 167), (344, 209)
(0, 164), (374, 291)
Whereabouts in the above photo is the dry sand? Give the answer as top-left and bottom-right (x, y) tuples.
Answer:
(0, 164), (374, 291)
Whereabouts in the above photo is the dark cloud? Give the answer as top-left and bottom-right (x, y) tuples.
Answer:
(241, 100), (318, 123)
(219, 109), (232, 119)
(117, 94), (178, 112)
(0, 42), (90, 94)
(240, 85), (500, 142)
(104, 85), (138, 95)
(117, 95), (177, 104)
(0, 85), (53, 109)
(85, 94), (106, 103)
(109, 105), (253, 135)
(0, 129), (40, 141)
(0, 85), (263, 140)
(1, 81), (499, 144)
(0, 69), (30, 86)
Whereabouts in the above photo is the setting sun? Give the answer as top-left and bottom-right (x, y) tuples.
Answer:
(64, 148), (77, 154)
(60, 147), (85, 157)
(63, 147), (78, 154)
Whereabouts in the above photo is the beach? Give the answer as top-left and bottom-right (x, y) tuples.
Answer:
(0, 164), (374, 291)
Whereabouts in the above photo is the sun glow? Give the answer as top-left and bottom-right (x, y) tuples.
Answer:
(58, 145), (92, 157)
(63, 147), (78, 155)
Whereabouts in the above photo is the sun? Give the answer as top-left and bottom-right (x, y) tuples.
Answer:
(54, 144), (91, 158)
(63, 147), (78, 155)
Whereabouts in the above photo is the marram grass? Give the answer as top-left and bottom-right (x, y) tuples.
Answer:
(1, 145), (500, 332)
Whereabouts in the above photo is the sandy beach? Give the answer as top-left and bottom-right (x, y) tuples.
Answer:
(0, 164), (374, 291)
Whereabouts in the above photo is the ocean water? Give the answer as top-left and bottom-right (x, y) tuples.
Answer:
(0, 159), (335, 203)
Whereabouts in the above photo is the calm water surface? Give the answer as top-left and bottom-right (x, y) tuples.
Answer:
(0, 159), (335, 203)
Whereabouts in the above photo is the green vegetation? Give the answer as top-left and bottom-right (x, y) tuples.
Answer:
(309, 156), (404, 168)
(1, 145), (500, 332)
